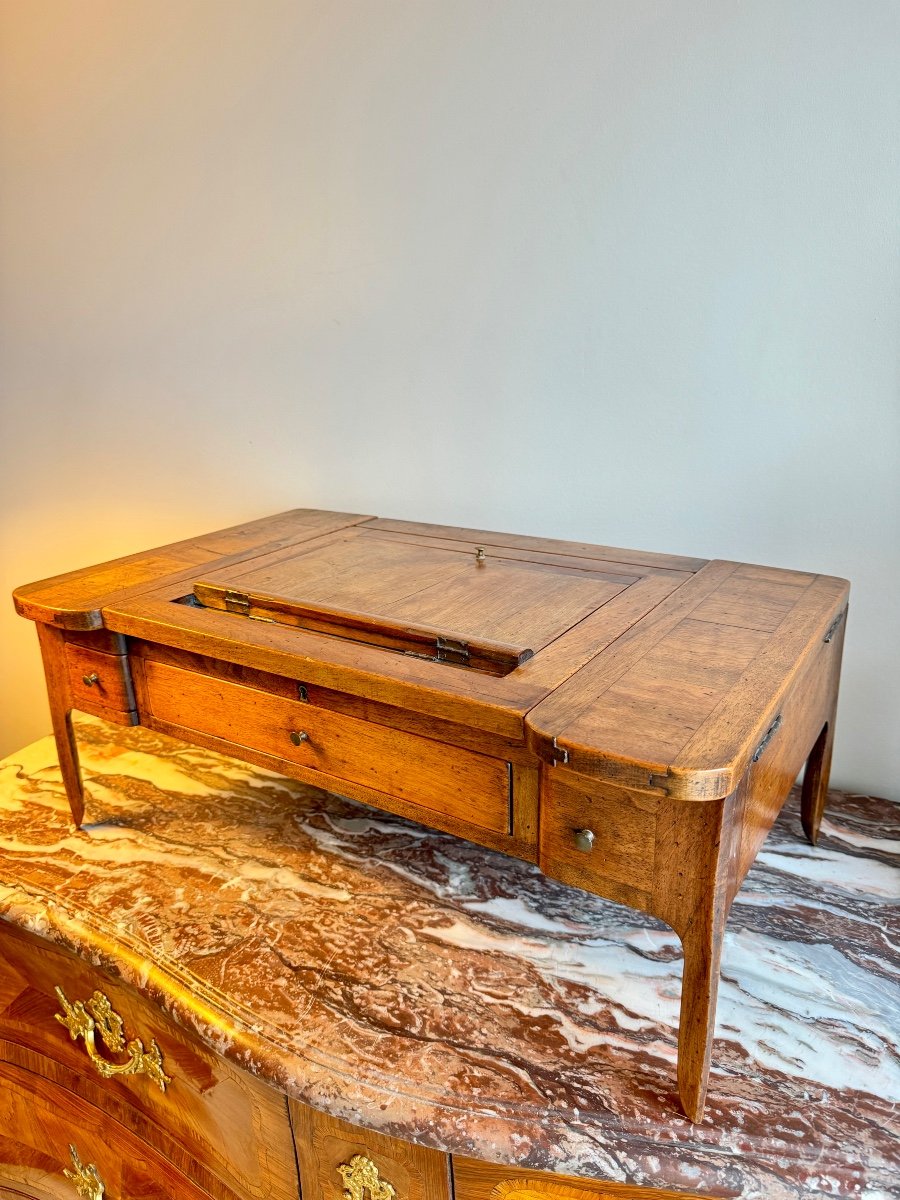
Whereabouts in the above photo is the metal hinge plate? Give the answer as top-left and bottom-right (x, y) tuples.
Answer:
(752, 714), (783, 763)
(223, 589), (251, 615)
(550, 737), (569, 766)
(823, 610), (845, 644)
(435, 636), (470, 665)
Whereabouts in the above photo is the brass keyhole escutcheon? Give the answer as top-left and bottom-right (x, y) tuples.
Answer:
(290, 730), (309, 746)
(574, 828), (595, 853)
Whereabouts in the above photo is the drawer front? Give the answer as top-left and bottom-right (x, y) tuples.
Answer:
(453, 1156), (709, 1200)
(64, 642), (135, 713)
(538, 770), (658, 911)
(289, 1101), (450, 1200)
(0, 922), (297, 1200)
(0, 1059), (210, 1200)
(141, 659), (511, 834)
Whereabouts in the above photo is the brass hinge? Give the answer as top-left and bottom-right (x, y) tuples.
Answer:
(535, 736), (569, 766)
(752, 714), (783, 764)
(550, 737), (569, 766)
(823, 610), (845, 644)
(435, 636), (470, 665)
(223, 589), (251, 615)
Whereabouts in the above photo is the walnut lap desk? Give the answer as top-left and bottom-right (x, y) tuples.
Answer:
(13, 508), (849, 1122)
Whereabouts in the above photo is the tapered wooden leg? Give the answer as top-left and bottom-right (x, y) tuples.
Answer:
(676, 899), (727, 1123)
(50, 705), (85, 828)
(800, 718), (834, 846)
(35, 622), (85, 828)
(802, 610), (846, 846)
(652, 790), (735, 1123)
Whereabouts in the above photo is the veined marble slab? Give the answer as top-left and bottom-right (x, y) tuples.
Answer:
(0, 715), (897, 1199)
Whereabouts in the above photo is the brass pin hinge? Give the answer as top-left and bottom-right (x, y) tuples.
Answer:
(532, 737), (570, 767)
(435, 636), (470, 665)
(223, 590), (251, 615)
(823, 610), (845, 644)
(752, 714), (783, 763)
(551, 737), (570, 766)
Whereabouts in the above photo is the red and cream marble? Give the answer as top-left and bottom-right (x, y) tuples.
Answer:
(0, 715), (897, 1199)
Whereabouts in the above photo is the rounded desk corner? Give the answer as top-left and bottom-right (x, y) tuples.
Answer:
(654, 764), (739, 803)
(13, 590), (104, 632)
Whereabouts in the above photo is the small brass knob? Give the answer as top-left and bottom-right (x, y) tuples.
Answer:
(475, 545), (486, 563)
(82, 673), (99, 688)
(289, 730), (309, 746)
(574, 828), (595, 853)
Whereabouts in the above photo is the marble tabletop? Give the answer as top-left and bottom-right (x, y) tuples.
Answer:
(0, 714), (897, 1199)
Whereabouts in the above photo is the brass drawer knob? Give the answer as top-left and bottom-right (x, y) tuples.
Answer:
(82, 672), (100, 687)
(64, 1143), (105, 1200)
(574, 828), (595, 853)
(54, 985), (171, 1092)
(290, 730), (310, 746)
(337, 1154), (396, 1200)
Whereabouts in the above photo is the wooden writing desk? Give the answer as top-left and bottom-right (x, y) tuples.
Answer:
(13, 508), (849, 1122)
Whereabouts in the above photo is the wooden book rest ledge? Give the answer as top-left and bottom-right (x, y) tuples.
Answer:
(13, 508), (849, 1122)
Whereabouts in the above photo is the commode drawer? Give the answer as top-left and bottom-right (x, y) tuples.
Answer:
(0, 921), (297, 1200)
(289, 1101), (450, 1200)
(0, 1060), (209, 1200)
(452, 1155), (709, 1200)
(139, 659), (512, 834)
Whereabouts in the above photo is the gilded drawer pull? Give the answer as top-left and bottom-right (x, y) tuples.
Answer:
(64, 1144), (105, 1200)
(54, 985), (171, 1092)
(290, 730), (310, 746)
(337, 1154), (396, 1200)
(82, 672), (100, 687)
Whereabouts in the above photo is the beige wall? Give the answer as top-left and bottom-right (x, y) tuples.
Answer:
(1, 1), (898, 796)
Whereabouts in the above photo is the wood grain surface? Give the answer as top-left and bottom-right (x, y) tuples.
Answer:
(452, 1157), (707, 1200)
(0, 922), (298, 1200)
(290, 1103), (452, 1200)
(12, 508), (850, 1125)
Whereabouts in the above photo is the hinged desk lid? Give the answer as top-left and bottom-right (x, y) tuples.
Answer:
(192, 525), (641, 676)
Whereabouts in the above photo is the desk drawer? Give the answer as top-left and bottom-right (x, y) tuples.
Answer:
(539, 771), (658, 910)
(0, 922), (297, 1200)
(140, 659), (511, 834)
(65, 641), (135, 714)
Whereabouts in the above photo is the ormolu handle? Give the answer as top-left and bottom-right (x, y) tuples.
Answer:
(64, 1144), (105, 1200)
(337, 1154), (396, 1200)
(82, 673), (100, 687)
(54, 985), (170, 1092)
